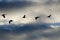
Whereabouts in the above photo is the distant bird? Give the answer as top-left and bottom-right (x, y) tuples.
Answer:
(35, 16), (40, 20)
(9, 20), (13, 24)
(22, 15), (26, 18)
(47, 14), (51, 18)
(2, 14), (6, 18)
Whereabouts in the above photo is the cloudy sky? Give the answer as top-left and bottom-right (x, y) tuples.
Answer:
(0, 0), (60, 40)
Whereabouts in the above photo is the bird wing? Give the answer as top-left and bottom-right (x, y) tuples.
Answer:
(2, 14), (5, 18)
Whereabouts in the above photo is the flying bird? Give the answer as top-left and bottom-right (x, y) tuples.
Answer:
(2, 14), (6, 18)
(22, 15), (26, 18)
(35, 16), (40, 20)
(47, 14), (51, 18)
(9, 20), (13, 24)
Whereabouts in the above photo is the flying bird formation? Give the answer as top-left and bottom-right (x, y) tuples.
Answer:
(1, 14), (51, 24)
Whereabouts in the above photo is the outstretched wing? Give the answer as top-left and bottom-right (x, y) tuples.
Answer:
(22, 15), (26, 18)
(35, 17), (40, 20)
(47, 15), (51, 18)
(9, 20), (13, 24)
(2, 14), (5, 18)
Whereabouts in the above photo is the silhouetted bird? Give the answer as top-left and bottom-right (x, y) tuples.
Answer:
(22, 15), (26, 18)
(2, 14), (6, 18)
(47, 14), (51, 18)
(35, 16), (40, 20)
(9, 20), (13, 24)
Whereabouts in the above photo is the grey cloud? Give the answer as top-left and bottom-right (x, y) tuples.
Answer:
(0, 0), (60, 10)
(35, 0), (60, 6)
(26, 28), (60, 40)
(0, 23), (51, 40)
(0, 23), (60, 40)
(0, 0), (60, 40)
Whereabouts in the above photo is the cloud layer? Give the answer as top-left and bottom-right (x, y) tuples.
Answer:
(0, 0), (60, 40)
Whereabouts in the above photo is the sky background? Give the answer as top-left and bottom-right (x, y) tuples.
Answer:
(0, 0), (60, 40)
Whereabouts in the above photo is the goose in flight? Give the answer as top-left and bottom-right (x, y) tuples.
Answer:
(2, 14), (6, 18)
(9, 20), (13, 24)
(35, 16), (40, 20)
(47, 14), (51, 18)
(22, 15), (26, 18)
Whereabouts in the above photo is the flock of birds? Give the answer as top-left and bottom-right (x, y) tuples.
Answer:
(2, 14), (51, 24)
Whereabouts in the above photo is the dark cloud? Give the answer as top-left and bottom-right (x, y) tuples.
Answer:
(0, 23), (51, 33)
(0, 23), (51, 40)
(0, 23), (60, 40)
(0, 1), (34, 11)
